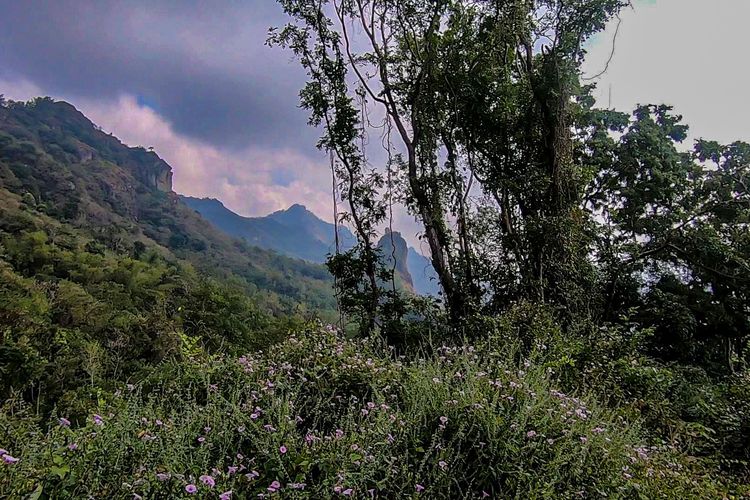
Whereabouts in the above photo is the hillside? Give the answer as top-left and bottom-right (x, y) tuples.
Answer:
(0, 97), (336, 315)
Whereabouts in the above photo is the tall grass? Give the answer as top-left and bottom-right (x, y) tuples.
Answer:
(0, 325), (743, 498)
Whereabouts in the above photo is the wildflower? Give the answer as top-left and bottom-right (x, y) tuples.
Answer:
(228, 466), (238, 475)
(246, 470), (260, 481)
(526, 430), (537, 438)
(334, 429), (344, 439)
(0, 449), (6, 456)
(197, 436), (206, 444)
(267, 480), (281, 493)
(3, 455), (19, 464)
(279, 445), (287, 454)
(185, 484), (198, 494)
(237, 426), (246, 433)
(250, 413), (259, 420)
(592, 427), (605, 434)
(416, 484), (425, 492)
(220, 491), (233, 500)
(59, 417), (71, 427)
(342, 488), (353, 496)
(438, 460), (448, 470)
(263, 424), (276, 432)
(92, 414), (104, 426)
(204, 426), (211, 433)
(580, 436), (588, 444)
(200, 475), (215, 488)
(155, 419), (164, 426)
(156, 473), (171, 482)
(334, 486), (343, 494)
(289, 483), (307, 490)
(68, 443), (78, 451)
(386, 433), (395, 444)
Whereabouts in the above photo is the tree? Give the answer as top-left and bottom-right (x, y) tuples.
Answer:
(274, 0), (627, 329)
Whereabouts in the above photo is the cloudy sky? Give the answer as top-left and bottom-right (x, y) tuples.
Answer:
(2, 0), (749, 243)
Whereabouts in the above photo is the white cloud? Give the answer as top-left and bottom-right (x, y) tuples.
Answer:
(582, 0), (750, 144)
(0, 80), (335, 221)
(79, 95), (334, 220)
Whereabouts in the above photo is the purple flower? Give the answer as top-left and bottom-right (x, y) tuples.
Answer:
(219, 491), (233, 500)
(246, 470), (259, 481)
(197, 436), (206, 444)
(156, 473), (171, 482)
(526, 430), (537, 438)
(416, 484), (425, 493)
(279, 445), (287, 454)
(92, 414), (104, 426)
(185, 484), (197, 494)
(59, 417), (71, 427)
(267, 480), (281, 493)
(228, 466), (238, 475)
(199, 475), (215, 488)
(0, 449), (6, 456)
(3, 455), (19, 464)
(68, 443), (78, 451)
(438, 460), (448, 470)
(342, 488), (353, 496)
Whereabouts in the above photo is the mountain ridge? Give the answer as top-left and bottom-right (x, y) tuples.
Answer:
(183, 194), (441, 296)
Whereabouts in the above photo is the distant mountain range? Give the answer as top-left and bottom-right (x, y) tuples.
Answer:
(181, 196), (441, 297)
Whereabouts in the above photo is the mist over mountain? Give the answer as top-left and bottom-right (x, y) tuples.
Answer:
(183, 195), (441, 296)
(180, 196), (355, 263)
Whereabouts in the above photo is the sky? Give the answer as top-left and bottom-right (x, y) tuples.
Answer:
(2, 0), (749, 247)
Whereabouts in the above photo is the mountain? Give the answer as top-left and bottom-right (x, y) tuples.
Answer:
(408, 247), (441, 297)
(0, 97), (337, 315)
(183, 193), (442, 296)
(181, 196), (356, 263)
(377, 229), (414, 291)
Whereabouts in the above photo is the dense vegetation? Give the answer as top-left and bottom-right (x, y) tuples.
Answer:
(1, 0), (749, 498)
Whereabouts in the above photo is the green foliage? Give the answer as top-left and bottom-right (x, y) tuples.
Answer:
(3, 326), (743, 499)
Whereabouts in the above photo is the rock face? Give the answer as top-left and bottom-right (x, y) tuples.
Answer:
(378, 229), (414, 290)
(138, 159), (173, 192)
